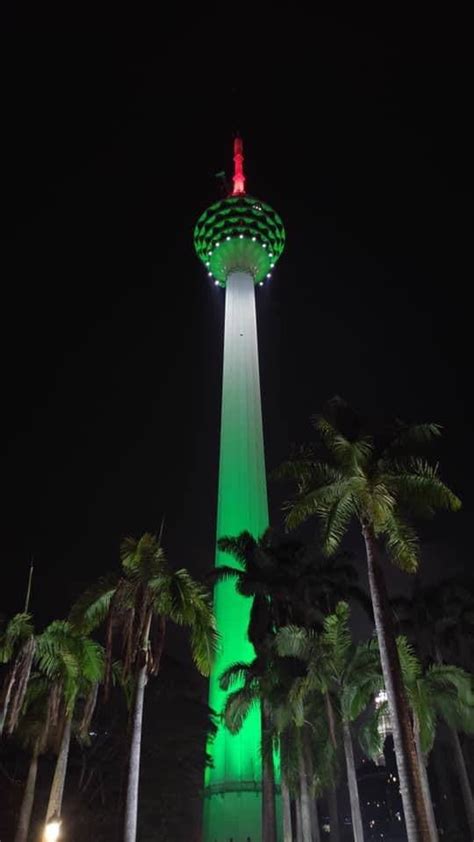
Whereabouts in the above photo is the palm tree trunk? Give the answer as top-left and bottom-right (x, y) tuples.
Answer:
(323, 693), (340, 842)
(15, 742), (39, 842)
(413, 715), (438, 842)
(46, 714), (72, 822)
(311, 798), (321, 842)
(297, 731), (313, 842)
(281, 774), (293, 842)
(0, 669), (17, 736)
(432, 739), (456, 837)
(123, 662), (148, 842)
(342, 721), (364, 842)
(303, 740), (321, 842)
(328, 786), (340, 842)
(262, 701), (277, 842)
(449, 726), (474, 839)
(362, 524), (431, 842)
(296, 795), (303, 842)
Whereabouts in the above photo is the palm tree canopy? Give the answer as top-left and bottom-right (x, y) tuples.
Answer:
(214, 528), (368, 637)
(276, 602), (382, 724)
(396, 636), (474, 754)
(275, 398), (461, 572)
(36, 620), (105, 716)
(0, 613), (36, 735)
(71, 533), (218, 679)
(0, 613), (34, 663)
(392, 576), (474, 667)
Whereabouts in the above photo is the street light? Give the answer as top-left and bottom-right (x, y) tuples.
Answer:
(44, 817), (61, 841)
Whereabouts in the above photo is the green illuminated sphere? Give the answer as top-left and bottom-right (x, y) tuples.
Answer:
(194, 195), (285, 285)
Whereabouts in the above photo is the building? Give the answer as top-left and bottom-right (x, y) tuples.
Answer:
(194, 139), (285, 842)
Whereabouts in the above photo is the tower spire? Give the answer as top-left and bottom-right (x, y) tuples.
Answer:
(232, 136), (246, 195)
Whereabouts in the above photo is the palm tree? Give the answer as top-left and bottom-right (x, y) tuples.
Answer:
(276, 398), (460, 841)
(220, 646), (325, 842)
(13, 682), (49, 842)
(215, 530), (367, 842)
(361, 637), (474, 842)
(215, 530), (367, 633)
(34, 620), (105, 824)
(392, 576), (474, 670)
(220, 651), (282, 842)
(0, 612), (35, 736)
(214, 530), (300, 842)
(393, 578), (474, 835)
(398, 638), (474, 842)
(71, 532), (217, 842)
(276, 602), (383, 842)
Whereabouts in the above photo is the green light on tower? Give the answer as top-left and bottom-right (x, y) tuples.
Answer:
(194, 139), (285, 842)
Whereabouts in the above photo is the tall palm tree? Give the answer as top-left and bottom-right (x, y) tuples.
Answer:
(35, 620), (105, 824)
(0, 612), (35, 737)
(214, 530), (302, 842)
(276, 602), (382, 842)
(71, 532), (217, 842)
(216, 530), (367, 841)
(13, 681), (50, 842)
(276, 398), (460, 841)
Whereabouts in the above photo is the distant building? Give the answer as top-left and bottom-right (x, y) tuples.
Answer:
(357, 737), (406, 841)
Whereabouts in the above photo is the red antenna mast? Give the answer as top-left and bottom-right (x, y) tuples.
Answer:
(232, 137), (246, 196)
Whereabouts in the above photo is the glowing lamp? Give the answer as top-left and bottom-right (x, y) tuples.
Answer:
(44, 819), (61, 842)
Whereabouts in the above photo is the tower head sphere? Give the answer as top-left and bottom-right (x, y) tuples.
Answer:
(194, 138), (285, 285)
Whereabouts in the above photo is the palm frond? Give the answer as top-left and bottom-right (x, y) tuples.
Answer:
(276, 625), (314, 661)
(69, 574), (118, 633)
(383, 459), (461, 514)
(322, 602), (351, 675)
(386, 423), (443, 455)
(207, 565), (241, 585)
(222, 686), (259, 734)
(319, 491), (359, 556)
(217, 532), (256, 567)
(396, 636), (421, 684)
(219, 661), (252, 691)
(0, 613), (34, 662)
(284, 475), (354, 532)
(3, 635), (36, 734)
(382, 512), (419, 572)
(190, 617), (219, 677)
(271, 444), (317, 488)
(411, 685), (436, 754)
(359, 702), (388, 762)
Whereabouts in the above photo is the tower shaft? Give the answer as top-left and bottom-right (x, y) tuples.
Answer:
(204, 270), (268, 842)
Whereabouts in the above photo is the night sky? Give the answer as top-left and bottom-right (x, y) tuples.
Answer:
(1, 9), (472, 630)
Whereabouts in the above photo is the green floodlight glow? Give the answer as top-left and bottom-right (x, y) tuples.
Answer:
(194, 139), (285, 842)
(194, 195), (285, 284)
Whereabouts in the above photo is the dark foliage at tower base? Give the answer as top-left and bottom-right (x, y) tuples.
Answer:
(0, 655), (213, 842)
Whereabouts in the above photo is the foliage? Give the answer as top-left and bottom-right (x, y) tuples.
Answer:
(0, 613), (36, 735)
(71, 533), (218, 682)
(275, 398), (461, 572)
(276, 602), (382, 725)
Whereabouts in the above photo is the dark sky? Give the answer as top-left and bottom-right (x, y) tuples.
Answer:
(1, 8), (472, 627)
